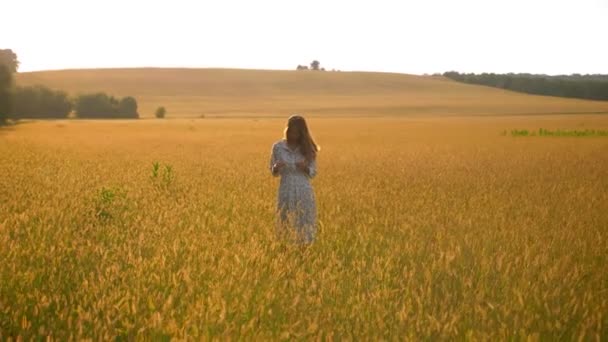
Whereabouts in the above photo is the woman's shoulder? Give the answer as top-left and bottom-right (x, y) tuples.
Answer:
(272, 139), (287, 149)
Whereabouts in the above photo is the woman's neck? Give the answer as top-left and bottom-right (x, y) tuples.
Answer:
(286, 140), (300, 151)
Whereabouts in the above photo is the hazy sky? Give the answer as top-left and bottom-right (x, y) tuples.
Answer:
(3, 0), (607, 74)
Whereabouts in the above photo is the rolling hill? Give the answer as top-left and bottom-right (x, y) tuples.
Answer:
(15, 68), (608, 118)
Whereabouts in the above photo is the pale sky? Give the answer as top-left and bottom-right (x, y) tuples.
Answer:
(3, 0), (607, 75)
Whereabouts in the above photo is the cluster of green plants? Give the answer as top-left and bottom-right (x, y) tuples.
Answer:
(506, 128), (608, 137)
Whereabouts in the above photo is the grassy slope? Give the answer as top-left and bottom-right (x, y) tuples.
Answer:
(16, 68), (608, 118)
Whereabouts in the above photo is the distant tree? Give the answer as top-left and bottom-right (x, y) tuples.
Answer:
(75, 93), (139, 119)
(155, 106), (166, 118)
(310, 60), (320, 71)
(0, 65), (12, 124)
(118, 96), (138, 118)
(12, 85), (72, 119)
(0, 49), (19, 73)
(75, 93), (117, 118)
(296, 65), (309, 70)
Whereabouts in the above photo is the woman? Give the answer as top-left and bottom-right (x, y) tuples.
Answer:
(269, 115), (319, 244)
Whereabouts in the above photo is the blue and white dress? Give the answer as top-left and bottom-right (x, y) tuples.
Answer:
(269, 139), (317, 244)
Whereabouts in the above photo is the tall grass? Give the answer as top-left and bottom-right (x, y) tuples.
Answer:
(1, 116), (607, 339)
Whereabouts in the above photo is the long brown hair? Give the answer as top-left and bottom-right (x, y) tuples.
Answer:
(284, 115), (319, 161)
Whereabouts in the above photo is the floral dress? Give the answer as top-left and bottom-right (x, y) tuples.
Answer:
(269, 139), (317, 244)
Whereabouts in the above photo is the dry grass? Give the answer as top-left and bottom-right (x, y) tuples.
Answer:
(16, 68), (608, 118)
(1, 115), (607, 339)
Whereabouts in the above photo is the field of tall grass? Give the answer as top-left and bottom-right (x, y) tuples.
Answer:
(1, 115), (607, 339)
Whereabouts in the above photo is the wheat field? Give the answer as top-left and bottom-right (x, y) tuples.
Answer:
(1, 114), (607, 339)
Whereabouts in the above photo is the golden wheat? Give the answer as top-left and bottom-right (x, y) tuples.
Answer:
(1, 115), (607, 339)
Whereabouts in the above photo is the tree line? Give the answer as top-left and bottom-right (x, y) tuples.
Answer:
(0, 49), (16, 124)
(9, 85), (139, 120)
(297, 60), (325, 71)
(295, 60), (342, 72)
(1, 49), (140, 124)
(443, 71), (608, 101)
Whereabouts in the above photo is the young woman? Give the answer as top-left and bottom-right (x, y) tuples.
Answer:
(269, 115), (319, 244)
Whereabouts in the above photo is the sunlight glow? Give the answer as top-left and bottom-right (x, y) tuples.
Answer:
(3, 0), (607, 74)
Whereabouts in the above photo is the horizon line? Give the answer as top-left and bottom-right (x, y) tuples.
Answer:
(16, 66), (608, 77)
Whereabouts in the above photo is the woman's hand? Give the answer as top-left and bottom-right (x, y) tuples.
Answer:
(272, 161), (286, 173)
(296, 160), (309, 173)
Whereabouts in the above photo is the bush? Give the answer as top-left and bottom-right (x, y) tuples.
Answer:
(12, 85), (72, 119)
(155, 106), (166, 119)
(75, 93), (139, 119)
